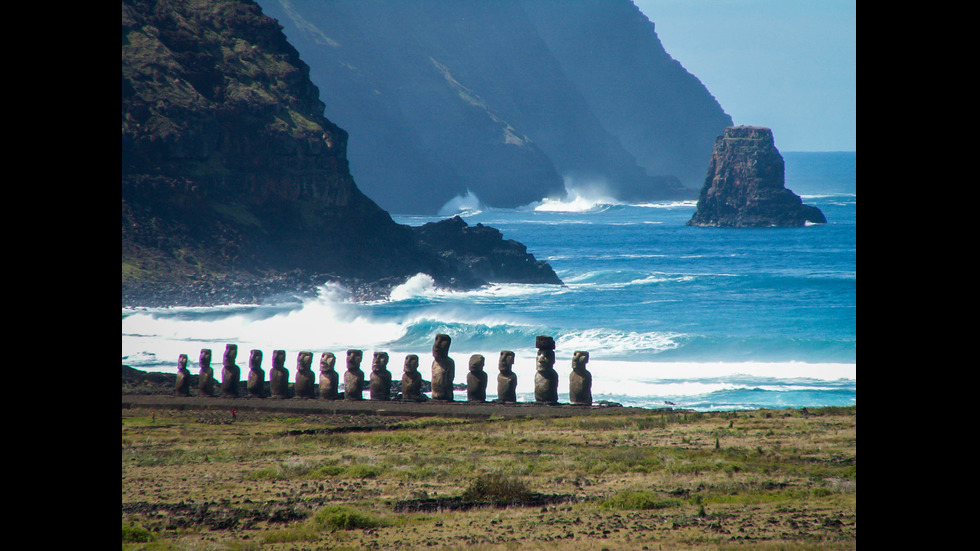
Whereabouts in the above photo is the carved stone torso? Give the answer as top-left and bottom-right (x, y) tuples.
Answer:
(198, 349), (216, 396)
(344, 349), (365, 400)
(496, 350), (517, 403)
(568, 351), (592, 405)
(369, 352), (392, 401)
(246, 350), (265, 398)
(175, 354), (191, 396)
(220, 344), (241, 397)
(401, 354), (423, 401)
(534, 338), (559, 403)
(319, 352), (340, 400)
(430, 334), (455, 401)
(269, 350), (289, 398)
(466, 354), (487, 402)
(294, 351), (316, 398)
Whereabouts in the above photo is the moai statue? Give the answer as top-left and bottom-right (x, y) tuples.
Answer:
(319, 352), (340, 400)
(269, 349), (290, 399)
(466, 354), (488, 402)
(534, 335), (559, 404)
(568, 351), (593, 406)
(294, 351), (316, 399)
(220, 344), (241, 398)
(401, 354), (423, 402)
(496, 350), (518, 403)
(369, 352), (393, 401)
(430, 333), (456, 401)
(198, 348), (217, 397)
(344, 349), (365, 400)
(175, 354), (191, 396)
(246, 349), (266, 398)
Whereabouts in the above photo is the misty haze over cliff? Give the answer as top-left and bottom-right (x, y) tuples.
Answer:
(258, 0), (733, 214)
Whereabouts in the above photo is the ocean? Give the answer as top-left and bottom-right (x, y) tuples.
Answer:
(121, 151), (855, 411)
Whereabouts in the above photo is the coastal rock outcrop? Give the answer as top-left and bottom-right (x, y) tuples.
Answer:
(413, 216), (562, 287)
(121, 0), (563, 308)
(687, 127), (827, 228)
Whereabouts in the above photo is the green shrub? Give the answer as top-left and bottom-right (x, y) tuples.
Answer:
(345, 462), (383, 479)
(122, 523), (153, 543)
(313, 505), (384, 531)
(462, 472), (531, 501)
(601, 489), (681, 511)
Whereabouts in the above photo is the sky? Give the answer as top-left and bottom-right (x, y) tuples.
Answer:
(632, 0), (856, 152)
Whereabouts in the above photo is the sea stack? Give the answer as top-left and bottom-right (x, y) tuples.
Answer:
(687, 126), (826, 228)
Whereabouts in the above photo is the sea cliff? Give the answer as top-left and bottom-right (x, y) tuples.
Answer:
(121, 0), (560, 307)
(258, 0), (733, 212)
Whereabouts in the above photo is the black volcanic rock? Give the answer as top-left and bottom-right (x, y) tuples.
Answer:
(257, 0), (731, 213)
(121, 0), (561, 307)
(413, 217), (562, 286)
(687, 127), (827, 228)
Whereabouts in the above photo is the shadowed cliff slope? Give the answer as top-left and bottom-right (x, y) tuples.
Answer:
(121, 0), (560, 307)
(258, 0), (732, 213)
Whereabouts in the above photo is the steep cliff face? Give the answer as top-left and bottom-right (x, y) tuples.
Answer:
(257, 0), (731, 213)
(519, 0), (734, 197)
(687, 127), (827, 228)
(121, 0), (560, 306)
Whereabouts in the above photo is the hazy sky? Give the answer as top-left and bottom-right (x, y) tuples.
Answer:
(632, 0), (856, 152)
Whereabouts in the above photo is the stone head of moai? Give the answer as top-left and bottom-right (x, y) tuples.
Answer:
(272, 349), (286, 368)
(199, 348), (212, 367)
(297, 351), (313, 370)
(536, 336), (557, 370)
(372, 352), (389, 372)
(224, 344), (238, 364)
(469, 354), (486, 373)
(177, 354), (188, 370)
(404, 354), (420, 373)
(347, 349), (363, 369)
(320, 352), (337, 372)
(572, 351), (590, 371)
(498, 350), (515, 372)
(536, 349), (556, 371)
(249, 349), (263, 370)
(432, 333), (452, 358)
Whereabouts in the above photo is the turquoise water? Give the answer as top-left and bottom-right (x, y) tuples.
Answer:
(122, 152), (856, 411)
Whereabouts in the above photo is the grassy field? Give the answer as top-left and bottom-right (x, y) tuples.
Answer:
(122, 405), (855, 550)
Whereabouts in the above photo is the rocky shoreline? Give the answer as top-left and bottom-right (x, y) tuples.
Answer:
(121, 271), (418, 309)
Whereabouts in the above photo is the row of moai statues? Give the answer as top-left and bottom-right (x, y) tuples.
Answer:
(174, 334), (593, 405)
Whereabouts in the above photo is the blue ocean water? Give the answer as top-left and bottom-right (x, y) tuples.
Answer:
(122, 152), (855, 411)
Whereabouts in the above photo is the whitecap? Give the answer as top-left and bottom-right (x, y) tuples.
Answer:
(438, 190), (484, 216)
(389, 273), (438, 301)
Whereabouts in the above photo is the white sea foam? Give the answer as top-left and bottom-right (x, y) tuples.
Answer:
(389, 273), (438, 301)
(122, 286), (409, 371)
(521, 175), (622, 213)
(557, 328), (683, 356)
(438, 189), (484, 216)
(587, 360), (856, 383)
(633, 200), (698, 209)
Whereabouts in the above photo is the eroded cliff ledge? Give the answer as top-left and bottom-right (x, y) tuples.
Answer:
(121, 0), (560, 307)
(687, 127), (827, 228)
